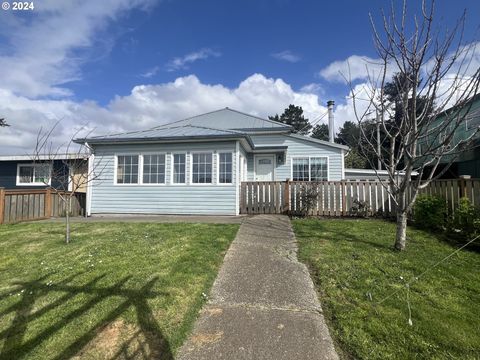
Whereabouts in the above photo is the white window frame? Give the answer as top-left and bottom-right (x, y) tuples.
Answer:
(190, 151), (214, 185)
(16, 163), (52, 186)
(114, 154), (140, 186)
(171, 152), (187, 185)
(217, 152), (234, 185)
(290, 156), (329, 181)
(141, 153), (167, 186)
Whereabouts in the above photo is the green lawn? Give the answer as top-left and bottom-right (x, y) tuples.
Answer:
(293, 218), (480, 360)
(0, 221), (239, 359)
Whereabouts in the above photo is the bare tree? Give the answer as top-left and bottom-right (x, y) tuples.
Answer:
(31, 122), (105, 244)
(348, 0), (480, 250)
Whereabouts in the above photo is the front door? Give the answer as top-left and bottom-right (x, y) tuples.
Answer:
(255, 155), (274, 181)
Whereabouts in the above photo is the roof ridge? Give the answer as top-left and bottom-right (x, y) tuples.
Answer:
(152, 107), (291, 129)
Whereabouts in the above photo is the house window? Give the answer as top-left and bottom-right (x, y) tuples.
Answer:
(292, 157), (328, 181)
(192, 153), (213, 184)
(173, 153), (186, 184)
(116, 155), (139, 184)
(17, 164), (51, 185)
(310, 157), (328, 181)
(219, 153), (233, 184)
(292, 158), (309, 181)
(143, 154), (165, 184)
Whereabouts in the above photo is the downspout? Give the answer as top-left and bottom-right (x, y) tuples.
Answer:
(235, 141), (240, 215)
(85, 142), (94, 217)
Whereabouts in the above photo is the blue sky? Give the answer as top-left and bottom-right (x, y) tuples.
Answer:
(70, 0), (480, 104)
(0, 0), (478, 153)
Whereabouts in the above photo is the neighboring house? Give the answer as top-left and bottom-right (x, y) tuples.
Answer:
(0, 154), (88, 192)
(418, 93), (480, 178)
(76, 108), (349, 216)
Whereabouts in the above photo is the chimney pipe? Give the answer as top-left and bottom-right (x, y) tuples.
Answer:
(327, 100), (335, 143)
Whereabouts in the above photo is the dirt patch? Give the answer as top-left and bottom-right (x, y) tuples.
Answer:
(191, 331), (224, 347)
(72, 320), (127, 359)
(202, 307), (223, 316)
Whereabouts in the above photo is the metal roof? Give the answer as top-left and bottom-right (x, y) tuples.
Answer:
(76, 124), (256, 149)
(154, 108), (292, 131)
(75, 108), (291, 145)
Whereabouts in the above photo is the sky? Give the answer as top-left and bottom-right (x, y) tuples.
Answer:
(0, 0), (478, 154)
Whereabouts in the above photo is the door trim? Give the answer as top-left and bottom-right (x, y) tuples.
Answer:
(253, 154), (275, 181)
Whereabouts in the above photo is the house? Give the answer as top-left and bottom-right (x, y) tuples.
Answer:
(418, 93), (480, 178)
(76, 108), (349, 216)
(0, 154), (88, 192)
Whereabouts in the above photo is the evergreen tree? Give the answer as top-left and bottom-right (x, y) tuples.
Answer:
(269, 104), (312, 135)
(311, 123), (329, 141)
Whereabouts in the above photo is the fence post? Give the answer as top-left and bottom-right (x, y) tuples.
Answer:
(283, 179), (291, 214)
(45, 189), (52, 218)
(0, 188), (5, 224)
(459, 175), (470, 198)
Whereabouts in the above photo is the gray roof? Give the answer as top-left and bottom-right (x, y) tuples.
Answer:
(155, 108), (292, 131)
(288, 134), (349, 150)
(78, 124), (255, 146)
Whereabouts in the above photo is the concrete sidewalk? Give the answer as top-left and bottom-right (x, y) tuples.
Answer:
(177, 215), (338, 360)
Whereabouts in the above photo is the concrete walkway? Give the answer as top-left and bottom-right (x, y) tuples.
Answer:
(177, 215), (338, 360)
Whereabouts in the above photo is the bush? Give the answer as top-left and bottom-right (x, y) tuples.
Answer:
(451, 197), (480, 237)
(413, 195), (447, 231)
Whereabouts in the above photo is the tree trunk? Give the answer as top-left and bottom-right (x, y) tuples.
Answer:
(395, 211), (407, 251)
(65, 197), (71, 244)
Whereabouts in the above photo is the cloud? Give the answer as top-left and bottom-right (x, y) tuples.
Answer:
(318, 55), (392, 83)
(300, 83), (324, 95)
(0, 74), (337, 154)
(271, 50), (301, 63)
(166, 48), (221, 72)
(0, 0), (157, 98)
(140, 66), (160, 78)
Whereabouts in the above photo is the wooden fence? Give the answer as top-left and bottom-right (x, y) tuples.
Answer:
(240, 178), (480, 216)
(0, 188), (86, 224)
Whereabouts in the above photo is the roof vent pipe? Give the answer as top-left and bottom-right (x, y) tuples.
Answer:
(327, 100), (335, 143)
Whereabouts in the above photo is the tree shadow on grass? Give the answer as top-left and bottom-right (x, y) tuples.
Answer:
(0, 273), (173, 360)
(294, 219), (393, 251)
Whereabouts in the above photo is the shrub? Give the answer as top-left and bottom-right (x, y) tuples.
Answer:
(451, 197), (480, 237)
(413, 195), (447, 231)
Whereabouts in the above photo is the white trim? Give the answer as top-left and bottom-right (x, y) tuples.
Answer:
(253, 154), (276, 181)
(235, 141), (240, 215)
(216, 151), (234, 185)
(290, 155), (329, 181)
(113, 154), (140, 186)
(189, 151), (214, 185)
(16, 163), (52, 186)
(140, 153), (167, 186)
(341, 149), (345, 180)
(86, 153), (94, 216)
(171, 152), (187, 185)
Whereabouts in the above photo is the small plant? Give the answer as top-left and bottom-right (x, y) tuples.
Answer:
(350, 199), (370, 218)
(297, 186), (319, 217)
(451, 197), (480, 236)
(413, 195), (446, 231)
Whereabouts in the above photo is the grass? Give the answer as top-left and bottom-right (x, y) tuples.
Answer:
(292, 218), (480, 360)
(0, 221), (239, 359)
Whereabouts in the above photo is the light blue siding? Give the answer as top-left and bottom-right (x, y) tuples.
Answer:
(248, 134), (344, 181)
(91, 141), (238, 215)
